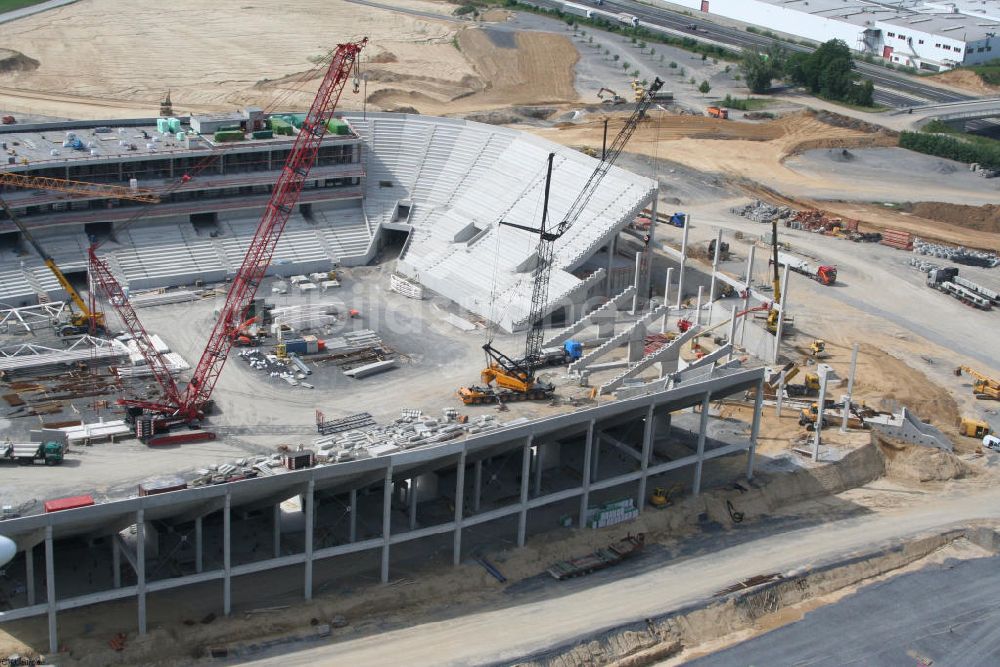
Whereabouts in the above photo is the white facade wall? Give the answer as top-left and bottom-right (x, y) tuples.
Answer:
(876, 21), (965, 68)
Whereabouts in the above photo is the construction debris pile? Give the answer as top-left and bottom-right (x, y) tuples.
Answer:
(730, 199), (794, 223)
(238, 349), (314, 389)
(913, 238), (1000, 268)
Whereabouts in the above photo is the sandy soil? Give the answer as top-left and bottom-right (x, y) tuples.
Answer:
(930, 69), (1000, 96)
(0, 0), (576, 119)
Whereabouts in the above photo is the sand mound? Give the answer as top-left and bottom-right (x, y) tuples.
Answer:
(904, 202), (1000, 235)
(0, 48), (38, 74)
(933, 69), (1000, 96)
(879, 439), (971, 482)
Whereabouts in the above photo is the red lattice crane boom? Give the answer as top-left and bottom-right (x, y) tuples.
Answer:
(89, 38), (367, 423)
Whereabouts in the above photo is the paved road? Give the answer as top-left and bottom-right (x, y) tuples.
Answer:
(528, 0), (973, 108)
(244, 486), (1000, 666)
(690, 553), (1000, 667)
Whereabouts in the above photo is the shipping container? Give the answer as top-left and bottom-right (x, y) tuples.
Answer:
(146, 431), (217, 447)
(44, 495), (95, 513)
(214, 130), (245, 143)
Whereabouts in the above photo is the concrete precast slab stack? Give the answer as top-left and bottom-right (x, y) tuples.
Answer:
(730, 199), (795, 224)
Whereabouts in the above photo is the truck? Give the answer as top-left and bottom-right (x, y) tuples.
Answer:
(618, 12), (639, 27)
(535, 340), (584, 367)
(1, 441), (64, 466)
(772, 251), (837, 286)
(927, 267), (992, 311)
(547, 533), (645, 580)
(563, 1), (594, 18)
(1, 116), (15, 125)
(707, 106), (729, 120)
(667, 212), (687, 228)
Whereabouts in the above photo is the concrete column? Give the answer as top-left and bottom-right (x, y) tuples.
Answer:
(533, 443), (543, 496)
(692, 393), (712, 495)
(813, 368), (829, 462)
(304, 479), (315, 601)
(772, 263), (791, 364)
(578, 420), (595, 529)
(841, 343), (859, 433)
(775, 369), (786, 418)
(380, 464), (393, 584)
(517, 435), (534, 548)
(676, 215), (690, 308)
(272, 504), (281, 558)
(727, 304), (738, 361)
(137, 509), (146, 635)
(636, 404), (656, 513)
(747, 378), (764, 480)
(195, 516), (203, 574)
(473, 459), (483, 513)
(591, 434), (601, 483)
(641, 189), (659, 299)
(45, 525), (56, 656)
(740, 244), (756, 345)
(453, 452), (467, 566)
(632, 252), (642, 314)
(695, 286), (703, 325)
(408, 479), (418, 531)
(661, 267), (673, 334)
(223, 492), (231, 616)
(605, 235), (617, 297)
(708, 229), (722, 321)
(25, 546), (35, 605)
(349, 488), (357, 543)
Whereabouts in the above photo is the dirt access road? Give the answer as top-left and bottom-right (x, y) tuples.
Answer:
(244, 483), (1000, 667)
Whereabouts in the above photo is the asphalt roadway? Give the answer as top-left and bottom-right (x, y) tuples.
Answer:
(689, 553), (1000, 667)
(242, 486), (1000, 666)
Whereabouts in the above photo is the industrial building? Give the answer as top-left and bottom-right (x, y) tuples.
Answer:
(666, 0), (1000, 70)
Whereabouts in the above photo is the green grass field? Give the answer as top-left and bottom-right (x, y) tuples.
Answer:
(0, 0), (52, 14)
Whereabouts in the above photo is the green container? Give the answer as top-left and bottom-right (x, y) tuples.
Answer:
(270, 118), (293, 136)
(288, 113), (306, 129)
(176, 132), (185, 142)
(168, 117), (181, 133)
(252, 129), (273, 140)
(156, 118), (169, 133)
(326, 118), (349, 135)
(214, 130), (245, 142)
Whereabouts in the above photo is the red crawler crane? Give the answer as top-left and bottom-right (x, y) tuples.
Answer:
(89, 38), (367, 430)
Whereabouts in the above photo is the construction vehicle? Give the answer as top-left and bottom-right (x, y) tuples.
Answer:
(649, 483), (683, 508)
(0, 174), (158, 335)
(810, 339), (826, 357)
(547, 533), (645, 580)
(927, 267), (994, 311)
(460, 78), (665, 406)
(597, 87), (626, 105)
(2, 115), (15, 125)
(617, 12), (639, 27)
(707, 106), (729, 120)
(87, 38), (368, 437)
(984, 434), (1000, 452)
(959, 417), (992, 439)
(771, 251), (837, 286)
(667, 212), (687, 228)
(955, 367), (1000, 401)
(630, 80), (647, 103)
(799, 402), (866, 430)
(232, 315), (266, 347)
(0, 441), (64, 466)
(0, 197), (106, 336)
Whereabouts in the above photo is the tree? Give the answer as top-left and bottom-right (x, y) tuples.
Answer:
(698, 80), (711, 96)
(740, 42), (786, 94)
(623, 61), (631, 71)
(613, 54), (620, 64)
(788, 39), (876, 107)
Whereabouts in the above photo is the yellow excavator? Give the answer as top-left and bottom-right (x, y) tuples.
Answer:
(955, 366), (1000, 401)
(959, 417), (992, 439)
(649, 483), (683, 508)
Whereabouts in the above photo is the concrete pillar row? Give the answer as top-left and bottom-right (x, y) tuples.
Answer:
(453, 451), (467, 566)
(380, 464), (393, 584)
(137, 508), (146, 636)
(579, 420), (596, 529)
(692, 393), (713, 495)
(517, 435), (534, 548)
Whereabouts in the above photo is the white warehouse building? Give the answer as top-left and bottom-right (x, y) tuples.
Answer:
(661, 0), (1000, 71)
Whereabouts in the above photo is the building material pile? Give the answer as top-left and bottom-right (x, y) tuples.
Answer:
(0, 336), (128, 374)
(128, 289), (199, 308)
(914, 238), (1000, 268)
(730, 199), (794, 224)
(880, 228), (914, 251)
(584, 497), (639, 529)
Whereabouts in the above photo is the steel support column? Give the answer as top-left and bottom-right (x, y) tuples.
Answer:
(579, 419), (595, 529)
(517, 435), (533, 548)
(453, 451), (467, 565)
(692, 393), (712, 495)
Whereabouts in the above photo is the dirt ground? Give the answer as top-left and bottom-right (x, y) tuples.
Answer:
(930, 68), (1000, 96)
(0, 0), (576, 119)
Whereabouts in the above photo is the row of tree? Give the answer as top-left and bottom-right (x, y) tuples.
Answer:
(740, 39), (875, 107)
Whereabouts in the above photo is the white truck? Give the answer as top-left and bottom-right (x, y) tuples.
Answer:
(618, 12), (639, 27)
(563, 1), (594, 18)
